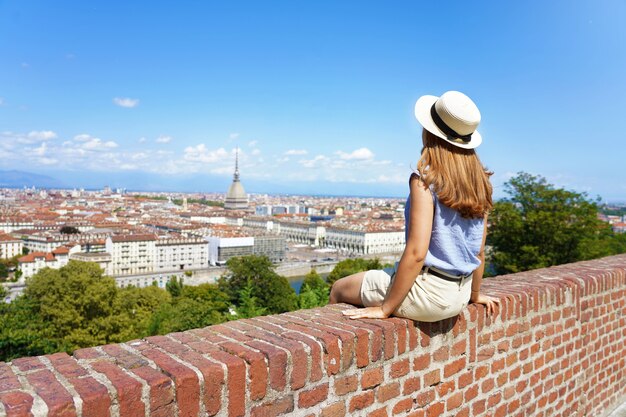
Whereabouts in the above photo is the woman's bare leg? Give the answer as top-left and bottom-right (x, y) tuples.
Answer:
(329, 271), (367, 306)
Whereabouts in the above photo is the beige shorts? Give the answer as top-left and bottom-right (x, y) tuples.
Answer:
(360, 267), (472, 322)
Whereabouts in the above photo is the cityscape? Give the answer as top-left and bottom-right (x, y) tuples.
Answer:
(0, 154), (410, 301)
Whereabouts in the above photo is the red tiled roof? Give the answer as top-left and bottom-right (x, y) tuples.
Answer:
(52, 246), (70, 255)
(110, 234), (157, 243)
(19, 252), (56, 263)
(0, 233), (21, 242)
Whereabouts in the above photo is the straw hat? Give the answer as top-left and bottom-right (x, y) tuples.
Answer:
(414, 91), (482, 149)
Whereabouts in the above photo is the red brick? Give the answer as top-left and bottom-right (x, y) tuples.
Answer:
(321, 401), (346, 417)
(393, 398), (413, 415)
(472, 399), (486, 415)
(0, 364), (22, 393)
(376, 382), (400, 403)
(251, 395), (294, 417)
(334, 374), (358, 396)
(415, 388), (435, 407)
(481, 377), (495, 394)
(24, 369), (77, 417)
(451, 339), (467, 356)
(403, 376), (421, 395)
(413, 354), (430, 371)
(458, 371), (473, 389)
(455, 406), (470, 417)
(423, 369), (441, 387)
(283, 331), (324, 382)
(136, 348), (200, 417)
(206, 350), (246, 417)
(246, 340), (288, 391)
(444, 358), (466, 378)
(368, 406), (388, 417)
(92, 360), (145, 417)
(447, 391), (463, 410)
(350, 391), (375, 411)
(487, 392), (502, 408)
(433, 346), (449, 362)
(436, 380), (454, 397)
(390, 359), (410, 378)
(362, 367), (384, 389)
(219, 341), (267, 400)
(11, 357), (46, 372)
(245, 329), (309, 389)
(281, 322), (342, 375)
(426, 401), (445, 417)
(0, 391), (34, 417)
(298, 383), (329, 408)
(464, 384), (479, 401)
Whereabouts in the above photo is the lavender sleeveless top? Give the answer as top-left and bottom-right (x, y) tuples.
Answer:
(404, 172), (484, 276)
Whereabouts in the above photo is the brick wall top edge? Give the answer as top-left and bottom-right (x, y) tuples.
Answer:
(1, 254), (626, 416)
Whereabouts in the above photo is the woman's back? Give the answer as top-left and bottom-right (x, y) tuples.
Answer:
(405, 191), (484, 276)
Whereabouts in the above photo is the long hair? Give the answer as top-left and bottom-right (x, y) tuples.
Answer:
(417, 129), (493, 219)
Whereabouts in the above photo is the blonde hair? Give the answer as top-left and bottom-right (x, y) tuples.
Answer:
(417, 129), (493, 219)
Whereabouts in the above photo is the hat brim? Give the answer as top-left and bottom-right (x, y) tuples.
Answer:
(414, 95), (482, 150)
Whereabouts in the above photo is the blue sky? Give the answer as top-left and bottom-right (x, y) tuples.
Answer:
(1, 1), (625, 200)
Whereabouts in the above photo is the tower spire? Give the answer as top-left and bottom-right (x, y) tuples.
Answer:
(233, 147), (240, 182)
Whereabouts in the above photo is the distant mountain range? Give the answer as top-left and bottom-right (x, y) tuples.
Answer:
(0, 170), (65, 189)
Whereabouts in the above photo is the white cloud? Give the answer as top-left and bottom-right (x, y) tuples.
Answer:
(113, 97), (139, 108)
(138, 137), (147, 144)
(183, 144), (229, 163)
(33, 142), (47, 156)
(38, 157), (58, 165)
(300, 155), (329, 168)
(28, 130), (57, 141)
(251, 149), (261, 155)
(285, 149), (308, 156)
(248, 140), (258, 147)
(0, 130), (58, 145)
(73, 134), (118, 150)
(0, 98), (4, 106)
(156, 135), (172, 144)
(21, 62), (29, 69)
(337, 147), (374, 161)
(229, 133), (240, 140)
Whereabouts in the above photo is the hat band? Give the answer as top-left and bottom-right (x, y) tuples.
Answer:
(430, 103), (472, 143)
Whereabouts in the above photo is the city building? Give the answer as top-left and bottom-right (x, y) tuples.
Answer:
(224, 148), (249, 210)
(0, 233), (23, 259)
(155, 236), (208, 272)
(18, 247), (72, 279)
(105, 234), (157, 276)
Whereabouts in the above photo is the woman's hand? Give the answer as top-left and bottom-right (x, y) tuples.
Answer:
(342, 306), (389, 320)
(471, 293), (500, 316)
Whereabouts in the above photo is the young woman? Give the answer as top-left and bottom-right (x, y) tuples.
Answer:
(330, 91), (499, 321)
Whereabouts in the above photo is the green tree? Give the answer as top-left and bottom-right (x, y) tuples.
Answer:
(59, 226), (80, 234)
(218, 255), (297, 314)
(488, 172), (625, 275)
(298, 269), (330, 309)
(230, 279), (267, 319)
(149, 284), (229, 334)
(0, 263), (8, 279)
(0, 285), (7, 299)
(166, 276), (183, 297)
(326, 258), (382, 285)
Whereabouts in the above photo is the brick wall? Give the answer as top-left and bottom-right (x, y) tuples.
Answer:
(1, 254), (625, 417)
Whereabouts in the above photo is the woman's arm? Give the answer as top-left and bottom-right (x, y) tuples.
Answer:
(469, 215), (499, 315)
(343, 174), (433, 319)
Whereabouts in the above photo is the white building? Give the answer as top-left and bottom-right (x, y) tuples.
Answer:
(0, 233), (23, 259)
(155, 237), (208, 272)
(325, 228), (405, 255)
(18, 247), (72, 279)
(208, 236), (254, 266)
(105, 234), (156, 276)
